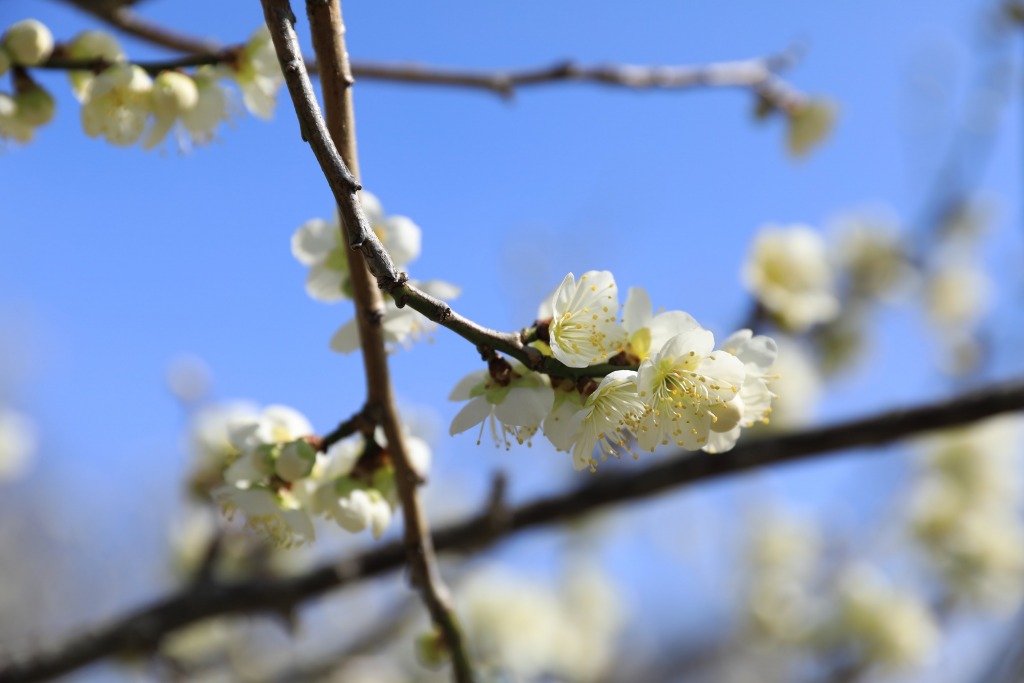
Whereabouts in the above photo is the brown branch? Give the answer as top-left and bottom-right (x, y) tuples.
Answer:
(6, 378), (1024, 683)
(285, 0), (473, 679)
(58, 0), (804, 105)
(63, 2), (221, 55)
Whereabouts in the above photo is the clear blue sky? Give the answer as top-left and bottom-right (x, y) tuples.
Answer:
(1, 0), (1022, 677)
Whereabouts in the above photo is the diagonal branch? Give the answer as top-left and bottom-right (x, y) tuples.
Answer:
(5, 378), (1024, 683)
(272, 0), (473, 679)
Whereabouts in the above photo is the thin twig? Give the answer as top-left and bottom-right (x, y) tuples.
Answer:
(6, 378), (1024, 683)
(58, 0), (804, 105)
(289, 0), (473, 679)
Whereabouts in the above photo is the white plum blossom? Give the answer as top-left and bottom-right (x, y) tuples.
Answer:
(65, 30), (124, 101)
(703, 329), (777, 454)
(0, 407), (37, 483)
(448, 363), (553, 449)
(545, 271), (627, 368)
(569, 370), (645, 471)
(909, 416), (1024, 606)
(766, 337), (820, 430)
(143, 71), (199, 150)
(292, 191), (422, 302)
(186, 400), (260, 477)
(305, 426), (432, 540)
(924, 261), (992, 329)
(834, 566), (938, 668)
(314, 476), (393, 539)
(542, 386), (585, 453)
(213, 485), (315, 548)
(743, 224), (839, 331)
(330, 279), (461, 353)
(225, 26), (283, 120)
(621, 286), (699, 361)
(453, 564), (623, 682)
(80, 64), (153, 146)
(636, 326), (745, 452)
(180, 67), (232, 145)
(226, 404), (313, 458)
(746, 514), (820, 644)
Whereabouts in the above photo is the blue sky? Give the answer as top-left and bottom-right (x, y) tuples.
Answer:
(1, 0), (1022, 676)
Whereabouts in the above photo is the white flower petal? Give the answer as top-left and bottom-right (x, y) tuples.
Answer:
(291, 218), (338, 265)
(449, 397), (492, 436)
(330, 318), (361, 354)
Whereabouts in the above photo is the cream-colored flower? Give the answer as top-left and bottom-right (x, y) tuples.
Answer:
(743, 224), (839, 331)
(545, 271), (627, 368)
(636, 327), (745, 452)
(80, 64), (153, 146)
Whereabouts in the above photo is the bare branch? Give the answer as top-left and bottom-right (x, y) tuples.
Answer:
(57, 0), (804, 106)
(6, 378), (1024, 683)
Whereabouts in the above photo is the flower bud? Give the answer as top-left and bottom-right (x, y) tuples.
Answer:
(67, 29), (122, 61)
(3, 19), (54, 66)
(786, 98), (837, 159)
(152, 71), (199, 116)
(0, 92), (33, 143)
(14, 83), (54, 127)
(275, 440), (316, 483)
(414, 630), (449, 669)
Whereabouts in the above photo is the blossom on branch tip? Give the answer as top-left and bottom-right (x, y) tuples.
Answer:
(545, 271), (627, 368)
(743, 224), (839, 331)
(448, 362), (554, 449)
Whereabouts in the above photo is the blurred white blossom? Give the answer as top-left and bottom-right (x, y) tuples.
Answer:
(743, 225), (839, 331)
(0, 407), (36, 483)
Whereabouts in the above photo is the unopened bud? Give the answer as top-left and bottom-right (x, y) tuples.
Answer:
(14, 84), (54, 127)
(3, 19), (54, 66)
(275, 440), (316, 482)
(153, 71), (199, 116)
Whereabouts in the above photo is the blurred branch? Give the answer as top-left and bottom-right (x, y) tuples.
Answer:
(6, 377), (1024, 682)
(58, 0), (805, 105)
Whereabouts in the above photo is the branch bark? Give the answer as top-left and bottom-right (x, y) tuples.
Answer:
(5, 378), (1024, 683)
(279, 0), (473, 680)
(58, 0), (804, 106)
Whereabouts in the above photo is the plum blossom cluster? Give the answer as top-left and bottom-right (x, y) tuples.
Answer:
(449, 270), (778, 471)
(291, 192), (460, 353)
(743, 514), (939, 672)
(0, 19), (283, 148)
(908, 416), (1024, 606)
(189, 401), (429, 547)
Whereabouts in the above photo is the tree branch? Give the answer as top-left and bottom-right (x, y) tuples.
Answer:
(282, 0), (473, 679)
(5, 378), (1024, 683)
(57, 0), (805, 106)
